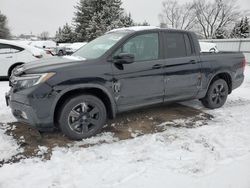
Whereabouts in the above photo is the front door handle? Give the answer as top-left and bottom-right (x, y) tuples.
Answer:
(6, 56), (13, 58)
(152, 64), (162, 69)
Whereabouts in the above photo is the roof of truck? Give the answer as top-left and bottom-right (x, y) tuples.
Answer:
(107, 26), (159, 33)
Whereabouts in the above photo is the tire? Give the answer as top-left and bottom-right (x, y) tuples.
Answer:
(58, 95), (107, 140)
(201, 79), (229, 109)
(58, 50), (64, 56)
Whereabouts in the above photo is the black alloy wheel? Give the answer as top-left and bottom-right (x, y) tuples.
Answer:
(201, 79), (229, 109)
(58, 95), (107, 140)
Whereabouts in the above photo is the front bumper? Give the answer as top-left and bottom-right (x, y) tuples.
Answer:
(6, 95), (39, 125)
(6, 84), (56, 131)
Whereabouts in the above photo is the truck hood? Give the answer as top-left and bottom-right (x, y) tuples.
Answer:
(16, 56), (87, 75)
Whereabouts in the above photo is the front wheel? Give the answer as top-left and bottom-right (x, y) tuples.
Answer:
(201, 79), (229, 109)
(58, 95), (107, 140)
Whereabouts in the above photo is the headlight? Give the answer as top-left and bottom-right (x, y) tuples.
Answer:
(14, 73), (55, 90)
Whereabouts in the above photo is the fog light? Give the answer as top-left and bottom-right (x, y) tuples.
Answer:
(13, 110), (28, 120)
(20, 111), (28, 120)
(21, 112), (28, 119)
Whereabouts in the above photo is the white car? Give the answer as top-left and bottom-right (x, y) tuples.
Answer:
(65, 42), (87, 55)
(199, 42), (219, 53)
(0, 39), (52, 78)
(28, 40), (58, 56)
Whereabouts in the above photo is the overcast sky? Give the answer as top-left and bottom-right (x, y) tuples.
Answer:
(0, 0), (250, 36)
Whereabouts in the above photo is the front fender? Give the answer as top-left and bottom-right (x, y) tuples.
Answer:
(50, 83), (117, 120)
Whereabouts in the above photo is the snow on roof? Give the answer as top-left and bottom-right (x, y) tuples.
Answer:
(0, 39), (23, 46)
(0, 39), (32, 50)
(58, 43), (72, 47)
(70, 42), (88, 49)
(29, 40), (57, 48)
(106, 26), (160, 34)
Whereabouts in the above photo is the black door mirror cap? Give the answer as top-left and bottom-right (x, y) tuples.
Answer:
(113, 53), (135, 64)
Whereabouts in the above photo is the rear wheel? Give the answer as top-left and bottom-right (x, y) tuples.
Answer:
(58, 95), (107, 140)
(201, 79), (229, 109)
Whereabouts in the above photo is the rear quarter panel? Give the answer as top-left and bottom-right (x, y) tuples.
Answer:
(16, 50), (37, 63)
(198, 52), (245, 98)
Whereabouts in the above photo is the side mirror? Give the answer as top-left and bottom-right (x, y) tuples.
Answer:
(113, 53), (135, 64)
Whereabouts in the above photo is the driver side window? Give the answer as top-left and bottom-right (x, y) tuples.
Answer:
(114, 33), (159, 62)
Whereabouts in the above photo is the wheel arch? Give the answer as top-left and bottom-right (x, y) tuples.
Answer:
(8, 62), (25, 77)
(207, 71), (233, 94)
(52, 84), (117, 126)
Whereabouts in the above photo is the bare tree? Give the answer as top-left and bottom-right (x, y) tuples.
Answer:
(193, 0), (242, 38)
(159, 0), (245, 39)
(40, 31), (50, 40)
(159, 0), (196, 30)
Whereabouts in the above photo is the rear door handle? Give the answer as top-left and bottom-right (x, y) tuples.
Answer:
(189, 60), (197, 64)
(6, 56), (13, 58)
(152, 64), (163, 69)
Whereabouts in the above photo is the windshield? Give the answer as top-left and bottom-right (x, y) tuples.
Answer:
(73, 32), (128, 59)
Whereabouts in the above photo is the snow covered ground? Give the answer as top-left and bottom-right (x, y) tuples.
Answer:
(0, 67), (250, 188)
(0, 82), (16, 123)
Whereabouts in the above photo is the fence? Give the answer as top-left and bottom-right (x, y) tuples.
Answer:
(200, 38), (250, 63)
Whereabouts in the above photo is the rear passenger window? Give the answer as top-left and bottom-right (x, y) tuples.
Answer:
(11, 46), (23, 53)
(0, 43), (11, 54)
(0, 43), (23, 54)
(165, 33), (192, 58)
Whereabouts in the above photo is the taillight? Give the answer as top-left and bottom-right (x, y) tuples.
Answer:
(242, 58), (246, 72)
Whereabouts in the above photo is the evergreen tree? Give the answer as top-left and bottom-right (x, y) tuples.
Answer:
(0, 11), (11, 39)
(214, 27), (226, 39)
(242, 17), (250, 38)
(231, 17), (250, 38)
(74, 0), (134, 42)
(120, 13), (134, 27)
(55, 27), (62, 41)
(136, 21), (150, 26)
(55, 23), (76, 43)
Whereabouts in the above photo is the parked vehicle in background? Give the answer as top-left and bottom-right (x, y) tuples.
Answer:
(6, 27), (245, 140)
(65, 42), (87, 55)
(29, 40), (57, 56)
(29, 40), (57, 49)
(0, 39), (52, 78)
(56, 43), (71, 56)
(58, 43), (72, 48)
(199, 42), (219, 53)
(55, 46), (67, 56)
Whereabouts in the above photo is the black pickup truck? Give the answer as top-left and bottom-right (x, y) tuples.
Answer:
(6, 27), (246, 140)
